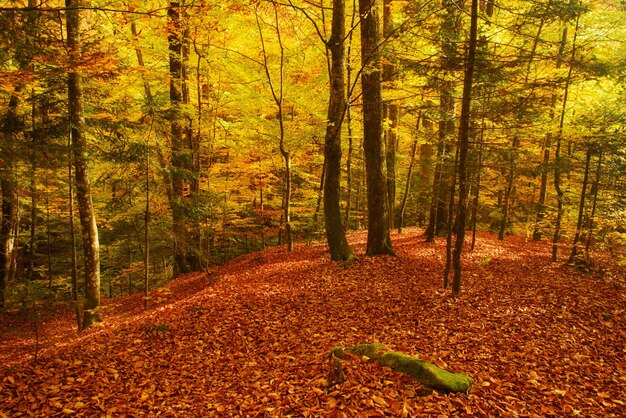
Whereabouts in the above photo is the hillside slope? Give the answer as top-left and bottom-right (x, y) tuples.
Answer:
(1, 229), (625, 416)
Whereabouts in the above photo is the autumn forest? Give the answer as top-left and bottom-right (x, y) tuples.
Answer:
(1, 0), (625, 416)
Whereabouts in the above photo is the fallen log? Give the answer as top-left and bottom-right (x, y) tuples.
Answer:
(329, 343), (473, 393)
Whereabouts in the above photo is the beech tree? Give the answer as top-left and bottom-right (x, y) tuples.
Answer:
(66, 0), (101, 327)
(323, 0), (354, 261)
(359, 0), (393, 255)
(452, 0), (478, 295)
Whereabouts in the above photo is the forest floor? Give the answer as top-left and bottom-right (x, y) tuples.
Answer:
(1, 228), (625, 417)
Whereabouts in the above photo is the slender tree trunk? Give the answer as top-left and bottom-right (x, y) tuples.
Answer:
(344, 2), (357, 230)
(45, 190), (52, 286)
(359, 0), (393, 255)
(568, 145), (592, 264)
(28, 158), (37, 283)
(470, 120), (485, 251)
(398, 140), (417, 234)
(444, 146), (459, 288)
(68, 131), (81, 331)
(452, 0), (478, 295)
(324, 0), (354, 262)
(256, 6), (293, 252)
(584, 148), (602, 258)
(66, 0), (101, 327)
(144, 122), (151, 308)
(383, 0), (397, 230)
(314, 158), (326, 223)
(498, 136), (519, 240)
(553, 9), (581, 262)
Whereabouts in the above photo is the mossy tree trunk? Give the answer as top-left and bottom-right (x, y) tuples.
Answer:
(330, 344), (473, 393)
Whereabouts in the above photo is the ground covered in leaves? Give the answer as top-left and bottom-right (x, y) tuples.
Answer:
(1, 229), (625, 417)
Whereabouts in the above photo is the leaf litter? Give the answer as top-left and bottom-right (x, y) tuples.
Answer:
(1, 228), (625, 416)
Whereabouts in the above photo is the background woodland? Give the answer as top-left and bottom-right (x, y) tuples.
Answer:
(0, 0), (625, 325)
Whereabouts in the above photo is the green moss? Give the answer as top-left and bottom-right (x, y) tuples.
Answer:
(346, 343), (388, 360)
(380, 351), (473, 393)
(333, 343), (473, 393)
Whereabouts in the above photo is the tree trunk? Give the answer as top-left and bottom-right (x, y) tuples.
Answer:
(568, 145), (592, 264)
(359, 0), (393, 255)
(584, 149), (602, 258)
(344, 4), (357, 230)
(498, 136), (520, 240)
(324, 0), (354, 262)
(398, 140), (417, 234)
(168, 1), (195, 274)
(383, 0), (397, 231)
(66, 0), (101, 327)
(452, 0), (478, 295)
(68, 131), (81, 331)
(444, 146), (459, 289)
(470, 120), (485, 251)
(256, 6), (293, 252)
(553, 10), (581, 262)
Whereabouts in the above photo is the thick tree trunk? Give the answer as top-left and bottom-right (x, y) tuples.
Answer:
(324, 0), (354, 262)
(66, 0), (101, 327)
(451, 0), (478, 295)
(359, 0), (393, 255)
(168, 2), (196, 274)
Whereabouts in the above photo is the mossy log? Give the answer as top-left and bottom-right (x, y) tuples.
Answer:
(329, 343), (473, 393)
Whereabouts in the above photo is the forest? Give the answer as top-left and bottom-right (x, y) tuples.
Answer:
(0, 0), (625, 416)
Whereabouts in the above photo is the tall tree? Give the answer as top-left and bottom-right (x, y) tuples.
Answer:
(359, 0), (393, 255)
(452, 0), (478, 295)
(425, 0), (462, 242)
(168, 1), (199, 273)
(323, 0), (354, 261)
(256, 5), (293, 253)
(383, 0), (397, 230)
(66, 0), (101, 327)
(553, 3), (582, 262)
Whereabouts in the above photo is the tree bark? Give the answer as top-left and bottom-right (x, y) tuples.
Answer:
(256, 6), (293, 252)
(359, 0), (393, 255)
(452, 0), (478, 295)
(568, 145), (592, 264)
(323, 0), (354, 262)
(398, 140), (417, 234)
(66, 0), (101, 327)
(553, 8), (581, 262)
(584, 148), (602, 258)
(168, 1), (197, 274)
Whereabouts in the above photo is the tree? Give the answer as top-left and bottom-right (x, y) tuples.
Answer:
(168, 1), (200, 273)
(452, 0), (478, 295)
(359, 0), (394, 255)
(256, 5), (293, 253)
(66, 0), (101, 327)
(323, 0), (354, 261)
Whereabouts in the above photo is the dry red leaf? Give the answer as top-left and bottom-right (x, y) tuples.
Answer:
(1, 229), (625, 416)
